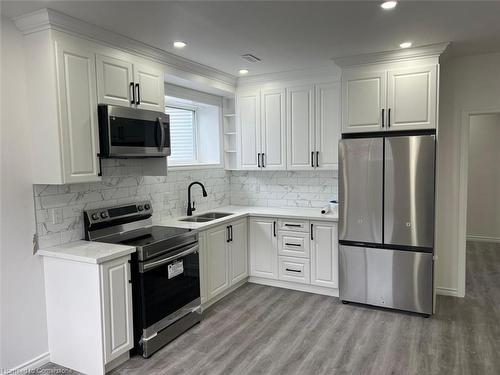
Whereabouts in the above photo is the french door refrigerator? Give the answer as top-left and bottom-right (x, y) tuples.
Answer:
(338, 132), (435, 315)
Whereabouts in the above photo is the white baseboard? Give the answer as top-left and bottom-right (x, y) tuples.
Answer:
(7, 351), (50, 373)
(436, 287), (461, 297)
(467, 235), (500, 244)
(249, 277), (339, 297)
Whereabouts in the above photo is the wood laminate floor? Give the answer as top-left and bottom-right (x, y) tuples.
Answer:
(40, 241), (500, 375)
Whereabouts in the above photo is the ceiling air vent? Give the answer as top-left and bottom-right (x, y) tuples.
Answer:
(241, 54), (262, 63)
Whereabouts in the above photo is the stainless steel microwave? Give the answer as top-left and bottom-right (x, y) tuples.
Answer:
(98, 105), (170, 158)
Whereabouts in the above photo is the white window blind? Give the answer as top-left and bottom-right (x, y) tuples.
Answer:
(166, 106), (196, 162)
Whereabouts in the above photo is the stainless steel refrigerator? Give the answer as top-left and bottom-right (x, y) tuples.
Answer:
(338, 133), (435, 315)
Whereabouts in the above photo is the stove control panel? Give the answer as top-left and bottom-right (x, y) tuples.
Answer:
(84, 200), (153, 224)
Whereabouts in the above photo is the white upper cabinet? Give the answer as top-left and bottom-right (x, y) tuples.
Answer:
(261, 88), (286, 170)
(386, 65), (437, 131)
(96, 54), (134, 107)
(286, 84), (315, 170)
(342, 70), (386, 133)
(237, 90), (261, 170)
(315, 82), (341, 169)
(96, 55), (165, 111)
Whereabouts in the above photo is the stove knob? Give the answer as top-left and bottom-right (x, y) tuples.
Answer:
(100, 212), (108, 219)
(144, 203), (151, 210)
(91, 213), (99, 221)
(137, 205), (144, 211)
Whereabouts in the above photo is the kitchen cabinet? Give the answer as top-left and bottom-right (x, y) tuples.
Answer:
(96, 54), (165, 111)
(342, 64), (437, 133)
(249, 217), (278, 279)
(204, 218), (248, 303)
(42, 253), (133, 374)
(237, 89), (261, 170)
(315, 82), (341, 169)
(310, 221), (339, 288)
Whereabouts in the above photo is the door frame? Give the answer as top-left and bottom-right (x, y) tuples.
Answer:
(457, 108), (500, 298)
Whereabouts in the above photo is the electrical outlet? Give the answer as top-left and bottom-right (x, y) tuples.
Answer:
(51, 208), (63, 224)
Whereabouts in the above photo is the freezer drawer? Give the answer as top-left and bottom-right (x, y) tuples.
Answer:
(339, 245), (433, 314)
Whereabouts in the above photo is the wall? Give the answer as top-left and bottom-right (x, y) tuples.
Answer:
(0, 16), (49, 371)
(34, 162), (230, 249)
(436, 52), (500, 296)
(230, 170), (337, 208)
(466, 113), (500, 241)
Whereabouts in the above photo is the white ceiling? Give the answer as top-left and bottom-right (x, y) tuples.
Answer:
(2, 1), (500, 77)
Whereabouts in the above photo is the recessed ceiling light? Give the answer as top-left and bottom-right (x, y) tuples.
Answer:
(400, 41), (412, 49)
(173, 41), (186, 49)
(381, 1), (397, 10)
(238, 69), (249, 75)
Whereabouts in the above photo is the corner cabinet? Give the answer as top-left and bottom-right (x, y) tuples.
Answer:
(249, 217), (278, 279)
(342, 63), (438, 133)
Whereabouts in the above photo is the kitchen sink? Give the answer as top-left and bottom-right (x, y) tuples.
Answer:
(180, 212), (232, 222)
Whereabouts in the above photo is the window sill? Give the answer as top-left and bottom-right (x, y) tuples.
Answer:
(168, 163), (223, 171)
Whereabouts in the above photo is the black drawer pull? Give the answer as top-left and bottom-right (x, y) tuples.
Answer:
(285, 224), (301, 227)
(285, 243), (301, 247)
(285, 268), (301, 273)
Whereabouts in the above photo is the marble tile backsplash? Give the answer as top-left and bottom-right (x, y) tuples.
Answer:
(230, 170), (338, 208)
(34, 160), (230, 249)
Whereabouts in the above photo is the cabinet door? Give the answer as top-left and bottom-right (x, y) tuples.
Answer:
(342, 70), (386, 133)
(315, 82), (341, 170)
(96, 54), (134, 107)
(229, 219), (248, 284)
(54, 39), (101, 183)
(286, 85), (315, 170)
(249, 217), (278, 279)
(261, 88), (286, 170)
(206, 224), (230, 300)
(310, 221), (338, 288)
(237, 90), (261, 170)
(100, 256), (133, 363)
(133, 63), (165, 111)
(387, 65), (437, 131)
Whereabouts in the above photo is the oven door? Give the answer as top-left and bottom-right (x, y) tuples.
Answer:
(138, 242), (200, 338)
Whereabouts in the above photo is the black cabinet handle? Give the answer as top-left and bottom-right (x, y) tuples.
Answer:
(97, 154), (102, 177)
(285, 268), (301, 273)
(388, 108), (391, 128)
(285, 224), (301, 228)
(316, 151), (319, 168)
(226, 226), (230, 243)
(273, 221), (276, 237)
(130, 82), (135, 104)
(135, 83), (140, 105)
(285, 243), (301, 247)
(229, 225), (233, 242)
(257, 153), (261, 168)
(310, 224), (313, 240)
(381, 108), (385, 128)
(262, 153), (265, 168)
(311, 151), (314, 168)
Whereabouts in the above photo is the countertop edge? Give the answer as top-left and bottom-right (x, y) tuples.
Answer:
(37, 244), (136, 264)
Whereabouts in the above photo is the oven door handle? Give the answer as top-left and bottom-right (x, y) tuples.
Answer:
(157, 117), (165, 153)
(140, 244), (199, 273)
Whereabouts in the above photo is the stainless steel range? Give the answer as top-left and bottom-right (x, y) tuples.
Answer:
(84, 201), (201, 358)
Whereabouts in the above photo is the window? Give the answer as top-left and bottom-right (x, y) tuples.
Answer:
(165, 95), (221, 167)
(165, 106), (197, 163)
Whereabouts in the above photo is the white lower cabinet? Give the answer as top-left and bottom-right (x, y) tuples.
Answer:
(43, 254), (133, 375)
(278, 256), (310, 284)
(202, 218), (248, 305)
(249, 217), (278, 279)
(310, 221), (339, 288)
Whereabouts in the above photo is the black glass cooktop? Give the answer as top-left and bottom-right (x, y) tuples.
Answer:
(102, 226), (192, 247)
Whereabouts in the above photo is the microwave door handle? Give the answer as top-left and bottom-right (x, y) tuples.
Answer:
(157, 117), (165, 152)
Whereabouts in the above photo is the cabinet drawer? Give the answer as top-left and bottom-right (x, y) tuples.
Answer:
(278, 256), (310, 284)
(278, 231), (310, 258)
(278, 219), (310, 233)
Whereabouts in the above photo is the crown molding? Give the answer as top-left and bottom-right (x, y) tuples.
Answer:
(237, 64), (341, 87)
(333, 42), (450, 68)
(13, 8), (236, 93)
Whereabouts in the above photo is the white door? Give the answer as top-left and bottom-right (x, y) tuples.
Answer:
(249, 217), (278, 279)
(342, 70), (386, 133)
(310, 221), (338, 288)
(237, 90), (261, 170)
(100, 256), (133, 363)
(206, 224), (230, 300)
(315, 82), (341, 170)
(261, 88), (286, 170)
(286, 85), (315, 170)
(54, 39), (101, 183)
(133, 63), (165, 111)
(387, 65), (437, 131)
(229, 219), (248, 284)
(96, 54), (134, 107)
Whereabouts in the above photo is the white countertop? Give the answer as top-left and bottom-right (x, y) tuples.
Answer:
(37, 240), (136, 264)
(159, 205), (338, 230)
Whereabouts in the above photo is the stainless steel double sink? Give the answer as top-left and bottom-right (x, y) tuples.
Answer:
(180, 212), (232, 223)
